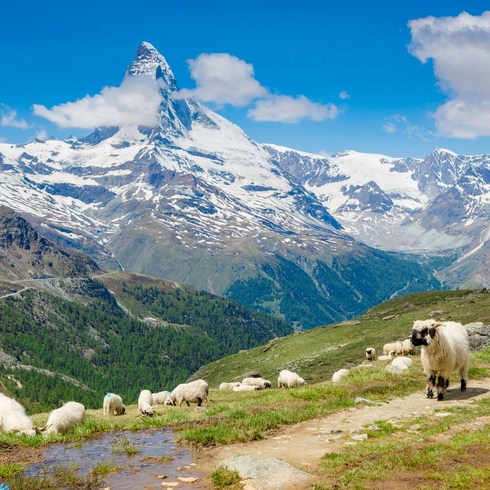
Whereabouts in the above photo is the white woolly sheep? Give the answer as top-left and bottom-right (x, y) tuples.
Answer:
(138, 389), (155, 415)
(242, 377), (272, 390)
(378, 351), (395, 361)
(152, 390), (171, 405)
(103, 393), (125, 416)
(332, 368), (350, 383)
(383, 341), (403, 356)
(232, 384), (258, 392)
(365, 347), (376, 361)
(411, 319), (470, 401)
(41, 402), (85, 435)
(0, 393), (36, 436)
(277, 369), (306, 388)
(168, 379), (208, 407)
(401, 338), (416, 355)
(219, 382), (241, 390)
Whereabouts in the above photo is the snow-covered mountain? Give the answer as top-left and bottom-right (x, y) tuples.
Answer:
(265, 144), (490, 288)
(0, 43), (445, 326)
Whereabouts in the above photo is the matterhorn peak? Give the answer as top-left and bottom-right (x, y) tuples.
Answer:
(126, 41), (177, 92)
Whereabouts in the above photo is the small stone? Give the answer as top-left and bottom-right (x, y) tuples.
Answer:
(189, 463), (196, 467)
(410, 424), (422, 431)
(366, 425), (380, 431)
(344, 441), (357, 446)
(242, 484), (258, 490)
(355, 397), (378, 405)
(351, 434), (368, 442)
(328, 435), (342, 441)
(176, 466), (183, 471)
(177, 477), (199, 483)
(330, 429), (343, 434)
(161, 483), (179, 488)
(349, 428), (360, 434)
(435, 412), (451, 417)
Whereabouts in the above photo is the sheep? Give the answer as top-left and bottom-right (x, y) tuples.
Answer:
(138, 389), (155, 415)
(277, 369), (306, 388)
(103, 393), (125, 416)
(378, 351), (395, 361)
(383, 341), (403, 356)
(41, 402), (85, 435)
(332, 368), (350, 383)
(241, 377), (272, 390)
(411, 319), (470, 401)
(219, 382), (242, 390)
(167, 379), (208, 407)
(233, 384), (258, 392)
(401, 338), (416, 355)
(0, 393), (36, 436)
(152, 390), (171, 405)
(365, 347), (376, 361)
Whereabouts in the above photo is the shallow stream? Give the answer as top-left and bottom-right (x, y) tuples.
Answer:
(28, 429), (203, 489)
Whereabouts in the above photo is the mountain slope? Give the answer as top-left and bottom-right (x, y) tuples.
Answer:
(0, 42), (443, 327)
(0, 208), (291, 410)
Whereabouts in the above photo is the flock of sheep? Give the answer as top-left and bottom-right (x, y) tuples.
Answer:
(0, 319), (471, 437)
(333, 318), (471, 402)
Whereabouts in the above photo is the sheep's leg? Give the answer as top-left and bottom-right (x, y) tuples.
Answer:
(185, 400), (190, 407)
(437, 376), (446, 401)
(197, 398), (202, 407)
(460, 361), (468, 391)
(427, 375), (436, 398)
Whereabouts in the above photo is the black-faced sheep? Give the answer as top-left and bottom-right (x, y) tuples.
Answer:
(41, 402), (85, 435)
(138, 389), (155, 415)
(241, 377), (272, 389)
(365, 347), (376, 361)
(168, 379), (208, 407)
(277, 369), (306, 388)
(103, 393), (125, 416)
(401, 338), (416, 355)
(0, 393), (36, 436)
(411, 319), (470, 401)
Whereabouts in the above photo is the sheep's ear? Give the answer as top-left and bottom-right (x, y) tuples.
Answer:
(38, 425), (47, 432)
(433, 322), (444, 328)
(429, 327), (437, 338)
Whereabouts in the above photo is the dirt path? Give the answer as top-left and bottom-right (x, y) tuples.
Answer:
(195, 379), (490, 484)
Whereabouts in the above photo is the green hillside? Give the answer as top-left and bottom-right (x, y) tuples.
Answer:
(191, 289), (490, 386)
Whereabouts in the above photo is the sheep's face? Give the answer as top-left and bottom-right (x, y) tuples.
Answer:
(164, 396), (175, 406)
(411, 320), (440, 346)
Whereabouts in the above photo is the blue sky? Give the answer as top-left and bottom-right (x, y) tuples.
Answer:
(1, 0), (490, 157)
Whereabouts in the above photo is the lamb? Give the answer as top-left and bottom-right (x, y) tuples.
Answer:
(383, 341), (403, 356)
(103, 393), (125, 416)
(167, 379), (208, 407)
(365, 347), (376, 361)
(0, 393), (36, 436)
(219, 382), (242, 390)
(138, 389), (155, 415)
(152, 391), (171, 405)
(241, 377), (272, 390)
(332, 368), (350, 383)
(41, 402), (85, 435)
(277, 369), (306, 388)
(411, 319), (470, 401)
(378, 351), (395, 361)
(233, 384), (258, 392)
(401, 338), (416, 355)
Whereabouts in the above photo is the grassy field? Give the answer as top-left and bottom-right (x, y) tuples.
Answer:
(191, 289), (490, 387)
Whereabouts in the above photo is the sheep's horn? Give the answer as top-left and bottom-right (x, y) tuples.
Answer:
(433, 322), (444, 328)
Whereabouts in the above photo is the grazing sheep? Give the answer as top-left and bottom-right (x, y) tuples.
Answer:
(219, 382), (242, 391)
(152, 391), (171, 405)
(242, 377), (272, 390)
(168, 380), (209, 407)
(0, 393), (36, 436)
(332, 368), (350, 383)
(411, 319), (470, 401)
(277, 369), (306, 389)
(103, 393), (125, 416)
(378, 351), (395, 361)
(365, 347), (376, 361)
(41, 402), (85, 435)
(401, 338), (416, 355)
(138, 390), (155, 415)
(233, 384), (258, 392)
(383, 341), (403, 356)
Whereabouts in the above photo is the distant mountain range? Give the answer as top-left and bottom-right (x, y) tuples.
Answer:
(2, 42), (486, 326)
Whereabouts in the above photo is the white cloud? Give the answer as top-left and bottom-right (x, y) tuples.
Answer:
(0, 105), (29, 129)
(382, 114), (434, 140)
(35, 129), (48, 141)
(175, 53), (267, 107)
(248, 95), (339, 123)
(381, 122), (397, 134)
(338, 90), (351, 100)
(178, 52), (338, 123)
(33, 76), (162, 129)
(409, 11), (490, 138)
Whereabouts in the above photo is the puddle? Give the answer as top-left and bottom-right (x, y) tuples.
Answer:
(28, 429), (203, 489)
